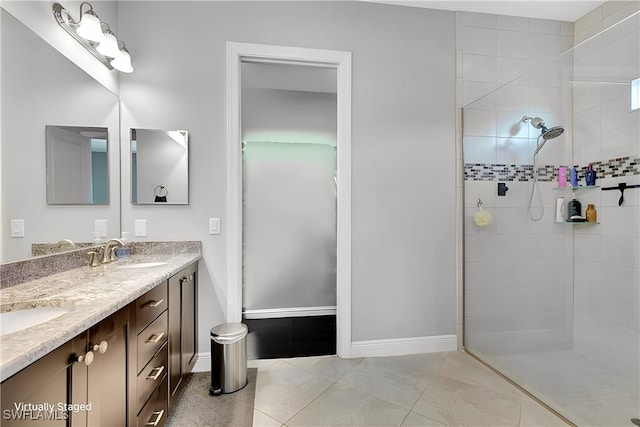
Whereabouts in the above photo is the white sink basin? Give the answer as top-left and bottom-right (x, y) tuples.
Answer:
(116, 261), (167, 269)
(1, 306), (70, 336)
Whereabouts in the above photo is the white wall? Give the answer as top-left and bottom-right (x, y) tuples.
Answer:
(118, 1), (457, 354)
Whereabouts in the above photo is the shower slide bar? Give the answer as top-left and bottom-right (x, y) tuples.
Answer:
(243, 306), (337, 319)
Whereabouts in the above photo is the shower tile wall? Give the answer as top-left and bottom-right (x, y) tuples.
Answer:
(458, 11), (576, 355)
(571, 2), (640, 376)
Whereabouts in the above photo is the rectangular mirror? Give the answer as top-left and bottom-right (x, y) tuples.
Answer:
(131, 129), (189, 204)
(46, 125), (109, 205)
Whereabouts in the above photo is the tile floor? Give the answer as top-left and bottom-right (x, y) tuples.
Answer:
(492, 350), (640, 427)
(250, 351), (569, 427)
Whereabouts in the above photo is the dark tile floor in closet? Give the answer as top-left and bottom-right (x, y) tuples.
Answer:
(243, 315), (336, 359)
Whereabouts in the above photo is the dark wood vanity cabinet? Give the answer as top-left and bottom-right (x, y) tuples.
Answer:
(1, 261), (198, 427)
(0, 307), (131, 427)
(168, 262), (198, 410)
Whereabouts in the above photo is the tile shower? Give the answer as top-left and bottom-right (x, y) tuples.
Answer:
(460, 4), (639, 426)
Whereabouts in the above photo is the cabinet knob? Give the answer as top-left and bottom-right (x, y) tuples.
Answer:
(76, 351), (94, 366)
(146, 409), (164, 427)
(92, 340), (108, 354)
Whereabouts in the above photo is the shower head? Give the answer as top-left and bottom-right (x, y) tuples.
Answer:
(541, 126), (564, 140)
(523, 116), (565, 154)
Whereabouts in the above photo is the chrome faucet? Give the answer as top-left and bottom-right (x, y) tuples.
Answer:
(101, 238), (124, 264)
(54, 239), (76, 249)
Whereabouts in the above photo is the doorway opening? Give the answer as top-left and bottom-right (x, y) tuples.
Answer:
(226, 42), (352, 358)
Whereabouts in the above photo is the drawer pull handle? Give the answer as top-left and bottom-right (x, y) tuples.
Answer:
(144, 299), (164, 308)
(147, 366), (165, 381)
(146, 409), (164, 427)
(146, 332), (165, 344)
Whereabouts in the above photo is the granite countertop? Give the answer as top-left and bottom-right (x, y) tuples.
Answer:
(0, 252), (201, 382)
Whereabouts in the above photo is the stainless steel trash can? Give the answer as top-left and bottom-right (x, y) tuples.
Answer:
(209, 322), (248, 395)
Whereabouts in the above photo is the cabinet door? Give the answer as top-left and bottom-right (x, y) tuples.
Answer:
(86, 306), (130, 427)
(181, 263), (197, 374)
(1, 334), (88, 427)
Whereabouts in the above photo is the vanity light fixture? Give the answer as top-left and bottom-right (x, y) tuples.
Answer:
(52, 2), (133, 73)
(110, 41), (134, 73)
(75, 3), (103, 43)
(96, 25), (119, 58)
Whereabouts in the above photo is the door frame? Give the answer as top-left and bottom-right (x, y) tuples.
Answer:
(226, 42), (352, 358)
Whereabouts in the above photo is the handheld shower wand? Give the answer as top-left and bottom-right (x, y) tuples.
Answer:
(522, 116), (565, 221)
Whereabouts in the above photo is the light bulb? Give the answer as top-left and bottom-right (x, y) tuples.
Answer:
(76, 10), (103, 43)
(111, 48), (133, 73)
(96, 31), (119, 58)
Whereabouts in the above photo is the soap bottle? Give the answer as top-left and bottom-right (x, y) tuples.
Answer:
(585, 163), (596, 186)
(586, 204), (597, 222)
(570, 167), (579, 187)
(558, 166), (567, 188)
(567, 194), (582, 220)
(115, 232), (131, 258)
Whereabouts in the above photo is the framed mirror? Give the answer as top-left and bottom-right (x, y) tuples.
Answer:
(131, 129), (189, 205)
(46, 125), (109, 205)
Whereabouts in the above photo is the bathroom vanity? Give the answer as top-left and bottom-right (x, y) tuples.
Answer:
(0, 246), (200, 427)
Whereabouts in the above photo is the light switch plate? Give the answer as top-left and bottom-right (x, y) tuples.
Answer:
(10, 219), (24, 238)
(134, 219), (147, 237)
(94, 219), (108, 238)
(209, 218), (221, 235)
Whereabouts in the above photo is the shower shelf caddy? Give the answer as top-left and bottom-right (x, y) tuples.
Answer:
(553, 185), (600, 224)
(553, 185), (600, 191)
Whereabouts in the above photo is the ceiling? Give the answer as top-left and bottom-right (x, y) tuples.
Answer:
(363, 0), (608, 22)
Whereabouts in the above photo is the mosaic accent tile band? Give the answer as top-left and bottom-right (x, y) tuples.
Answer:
(464, 155), (639, 181)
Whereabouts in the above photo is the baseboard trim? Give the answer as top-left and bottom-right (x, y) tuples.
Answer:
(192, 352), (211, 372)
(350, 334), (457, 358)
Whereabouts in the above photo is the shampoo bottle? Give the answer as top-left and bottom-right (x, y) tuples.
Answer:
(558, 166), (567, 188)
(570, 167), (579, 187)
(586, 204), (597, 222)
(585, 163), (596, 186)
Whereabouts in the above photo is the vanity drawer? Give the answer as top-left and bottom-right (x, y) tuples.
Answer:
(137, 341), (168, 413)
(137, 375), (168, 427)
(137, 311), (168, 374)
(135, 281), (168, 335)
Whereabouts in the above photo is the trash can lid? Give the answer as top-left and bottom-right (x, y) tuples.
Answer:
(210, 322), (248, 339)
